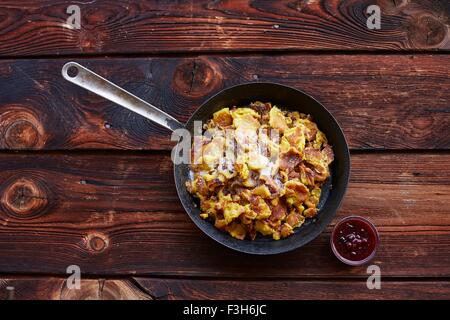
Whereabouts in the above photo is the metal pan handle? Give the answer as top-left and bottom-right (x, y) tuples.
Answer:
(62, 62), (185, 132)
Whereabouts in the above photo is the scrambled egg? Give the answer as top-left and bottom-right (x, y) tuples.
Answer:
(186, 102), (334, 240)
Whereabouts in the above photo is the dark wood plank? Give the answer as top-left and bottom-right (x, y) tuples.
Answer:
(1, 55), (449, 151)
(1, 276), (449, 300)
(0, 277), (150, 300)
(0, 0), (448, 56)
(0, 151), (449, 276)
(134, 278), (450, 300)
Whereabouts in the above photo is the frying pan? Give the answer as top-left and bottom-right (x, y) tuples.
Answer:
(62, 62), (350, 255)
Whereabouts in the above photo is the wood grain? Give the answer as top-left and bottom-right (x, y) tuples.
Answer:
(1, 276), (449, 300)
(1, 0), (448, 302)
(0, 0), (448, 56)
(0, 277), (150, 300)
(0, 54), (449, 151)
(0, 151), (448, 277)
(133, 278), (450, 300)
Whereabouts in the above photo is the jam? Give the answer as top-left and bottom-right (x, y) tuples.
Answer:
(331, 216), (378, 265)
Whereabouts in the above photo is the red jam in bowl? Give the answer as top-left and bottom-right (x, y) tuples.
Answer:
(331, 216), (379, 266)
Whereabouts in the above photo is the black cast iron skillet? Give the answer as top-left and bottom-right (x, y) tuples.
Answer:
(62, 62), (350, 255)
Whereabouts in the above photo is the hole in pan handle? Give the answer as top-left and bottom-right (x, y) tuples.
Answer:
(61, 62), (185, 131)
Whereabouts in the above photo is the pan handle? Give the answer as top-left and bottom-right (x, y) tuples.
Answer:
(62, 62), (185, 132)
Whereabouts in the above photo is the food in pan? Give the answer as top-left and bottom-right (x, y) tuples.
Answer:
(186, 102), (334, 240)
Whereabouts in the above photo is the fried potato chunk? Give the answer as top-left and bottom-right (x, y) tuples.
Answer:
(213, 108), (233, 127)
(269, 106), (288, 133)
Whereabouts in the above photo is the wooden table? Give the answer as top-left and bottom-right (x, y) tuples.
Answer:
(0, 0), (449, 300)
